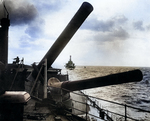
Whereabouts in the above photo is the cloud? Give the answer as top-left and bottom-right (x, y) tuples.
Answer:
(112, 15), (128, 24)
(1, 0), (49, 42)
(146, 24), (150, 30)
(32, 0), (65, 14)
(82, 15), (128, 32)
(110, 27), (129, 40)
(4, 0), (38, 26)
(82, 18), (114, 32)
(94, 27), (129, 43)
(133, 21), (145, 31)
(25, 18), (45, 38)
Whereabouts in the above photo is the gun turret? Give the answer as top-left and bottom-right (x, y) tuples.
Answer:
(48, 69), (143, 92)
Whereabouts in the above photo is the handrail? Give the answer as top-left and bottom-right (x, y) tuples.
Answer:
(86, 93), (150, 120)
(47, 86), (150, 121)
(82, 92), (150, 121)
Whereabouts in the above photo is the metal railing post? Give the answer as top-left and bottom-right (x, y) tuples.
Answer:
(86, 97), (88, 120)
(44, 58), (47, 98)
(125, 104), (127, 121)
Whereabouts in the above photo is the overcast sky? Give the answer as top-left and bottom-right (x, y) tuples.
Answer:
(1, 0), (150, 68)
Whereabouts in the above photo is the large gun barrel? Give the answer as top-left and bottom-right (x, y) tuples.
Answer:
(49, 69), (143, 91)
(28, 2), (93, 81)
(38, 2), (93, 69)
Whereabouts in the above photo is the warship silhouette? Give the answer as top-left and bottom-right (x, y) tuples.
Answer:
(65, 55), (75, 70)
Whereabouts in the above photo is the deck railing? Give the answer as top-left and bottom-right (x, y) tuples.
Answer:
(57, 87), (150, 121)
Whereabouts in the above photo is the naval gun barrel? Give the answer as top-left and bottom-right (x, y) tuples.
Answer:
(52, 69), (142, 91)
(38, 2), (93, 69)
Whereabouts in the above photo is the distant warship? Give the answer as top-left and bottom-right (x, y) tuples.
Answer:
(65, 55), (75, 70)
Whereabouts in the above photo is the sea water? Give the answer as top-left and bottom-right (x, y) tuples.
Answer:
(62, 66), (150, 120)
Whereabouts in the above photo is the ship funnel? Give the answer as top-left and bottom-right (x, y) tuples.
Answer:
(0, 18), (10, 70)
(0, 1), (10, 70)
